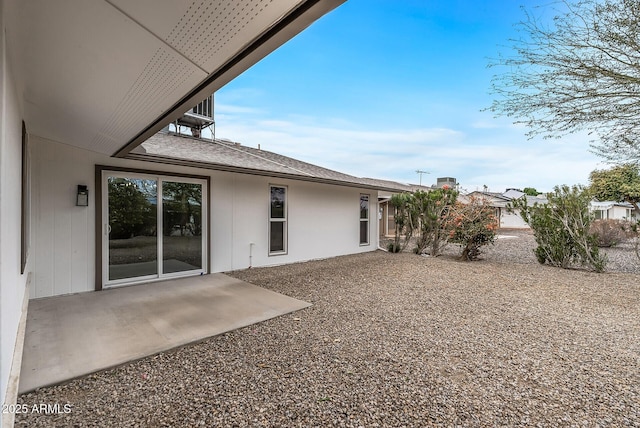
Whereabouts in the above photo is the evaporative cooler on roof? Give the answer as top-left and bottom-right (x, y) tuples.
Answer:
(176, 94), (215, 137)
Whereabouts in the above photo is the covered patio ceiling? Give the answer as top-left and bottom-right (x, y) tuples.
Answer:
(4, 0), (344, 156)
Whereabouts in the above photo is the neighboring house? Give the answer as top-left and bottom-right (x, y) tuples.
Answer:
(510, 195), (549, 228)
(460, 190), (547, 229)
(589, 201), (637, 221)
(0, 1), (345, 424)
(459, 191), (514, 228)
(372, 185), (551, 236)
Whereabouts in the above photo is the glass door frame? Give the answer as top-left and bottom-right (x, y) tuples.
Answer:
(98, 167), (209, 289)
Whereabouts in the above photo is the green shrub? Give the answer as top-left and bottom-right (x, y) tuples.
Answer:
(387, 242), (402, 253)
(389, 192), (417, 253)
(413, 186), (458, 256)
(511, 184), (607, 272)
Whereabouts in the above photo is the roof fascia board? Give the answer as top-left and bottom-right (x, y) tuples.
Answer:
(114, 0), (345, 158)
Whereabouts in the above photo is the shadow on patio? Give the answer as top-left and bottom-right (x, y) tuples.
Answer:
(19, 274), (310, 393)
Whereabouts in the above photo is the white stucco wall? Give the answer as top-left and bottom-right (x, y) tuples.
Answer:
(30, 136), (379, 299)
(500, 208), (529, 229)
(610, 206), (633, 220)
(1, 3), (29, 422)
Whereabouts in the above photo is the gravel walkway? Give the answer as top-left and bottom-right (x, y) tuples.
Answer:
(15, 232), (640, 427)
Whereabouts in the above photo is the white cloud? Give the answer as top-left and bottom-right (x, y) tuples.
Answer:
(208, 106), (604, 193)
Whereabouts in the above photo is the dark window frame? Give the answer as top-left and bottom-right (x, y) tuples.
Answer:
(269, 185), (287, 255)
(359, 194), (370, 246)
(21, 121), (30, 274)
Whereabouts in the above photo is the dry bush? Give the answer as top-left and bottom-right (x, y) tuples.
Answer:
(590, 219), (635, 247)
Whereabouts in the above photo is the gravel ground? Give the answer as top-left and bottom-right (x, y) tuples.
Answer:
(16, 232), (640, 427)
(383, 228), (640, 274)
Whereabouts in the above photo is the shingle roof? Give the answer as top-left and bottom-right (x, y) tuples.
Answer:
(590, 201), (634, 209)
(524, 195), (548, 205)
(130, 132), (412, 193)
(358, 177), (426, 193)
(502, 189), (525, 199)
(466, 191), (512, 201)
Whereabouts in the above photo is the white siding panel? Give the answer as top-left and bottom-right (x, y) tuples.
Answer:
(0, 14), (29, 419)
(209, 173), (234, 272)
(289, 181), (367, 258)
(33, 142), (55, 297)
(611, 206), (632, 220)
(53, 188), (73, 295)
(230, 174), (266, 270)
(70, 206), (90, 294)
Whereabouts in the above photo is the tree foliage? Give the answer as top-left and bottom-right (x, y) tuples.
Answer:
(523, 187), (539, 196)
(413, 187), (458, 256)
(162, 182), (202, 237)
(445, 196), (499, 261)
(588, 163), (640, 204)
(108, 178), (156, 240)
(487, 0), (640, 164)
(511, 184), (606, 272)
(388, 192), (416, 253)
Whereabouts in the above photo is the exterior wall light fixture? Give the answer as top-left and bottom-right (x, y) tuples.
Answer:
(76, 185), (89, 207)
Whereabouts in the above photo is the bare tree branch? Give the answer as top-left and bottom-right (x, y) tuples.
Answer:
(487, 0), (640, 164)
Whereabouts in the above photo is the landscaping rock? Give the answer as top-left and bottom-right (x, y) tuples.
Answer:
(15, 234), (640, 427)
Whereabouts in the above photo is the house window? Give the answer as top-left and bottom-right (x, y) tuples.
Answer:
(360, 194), (369, 245)
(593, 209), (608, 220)
(269, 185), (287, 254)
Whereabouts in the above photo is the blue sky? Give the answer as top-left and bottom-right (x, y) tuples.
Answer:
(211, 0), (605, 193)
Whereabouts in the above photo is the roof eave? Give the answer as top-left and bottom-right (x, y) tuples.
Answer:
(125, 152), (401, 192)
(114, 0), (345, 158)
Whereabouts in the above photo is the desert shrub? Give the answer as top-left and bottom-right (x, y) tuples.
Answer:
(388, 192), (416, 253)
(627, 220), (640, 262)
(590, 219), (635, 247)
(413, 186), (458, 256)
(511, 184), (607, 272)
(387, 242), (402, 253)
(444, 196), (499, 261)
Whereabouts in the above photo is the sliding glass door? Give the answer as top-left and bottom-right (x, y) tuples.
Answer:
(103, 172), (207, 287)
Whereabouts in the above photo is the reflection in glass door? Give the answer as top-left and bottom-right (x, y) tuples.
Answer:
(108, 177), (158, 281)
(104, 172), (206, 286)
(162, 181), (203, 274)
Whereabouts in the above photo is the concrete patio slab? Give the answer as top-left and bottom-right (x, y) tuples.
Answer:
(19, 273), (310, 393)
